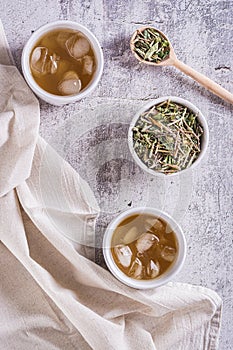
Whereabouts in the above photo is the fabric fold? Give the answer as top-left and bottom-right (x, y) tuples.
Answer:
(0, 65), (39, 196)
(17, 136), (99, 247)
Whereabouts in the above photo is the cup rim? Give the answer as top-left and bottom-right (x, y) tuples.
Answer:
(21, 20), (104, 104)
(103, 206), (187, 289)
(128, 96), (209, 177)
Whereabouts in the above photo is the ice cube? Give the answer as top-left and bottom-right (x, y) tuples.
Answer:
(145, 218), (164, 233)
(30, 47), (59, 76)
(147, 260), (160, 278)
(56, 31), (72, 49)
(123, 226), (138, 245)
(66, 34), (91, 59)
(136, 233), (159, 254)
(57, 71), (82, 95)
(114, 244), (132, 268)
(31, 47), (48, 75)
(128, 257), (143, 279)
(165, 224), (173, 234)
(82, 55), (94, 75)
(49, 53), (59, 74)
(161, 246), (176, 262)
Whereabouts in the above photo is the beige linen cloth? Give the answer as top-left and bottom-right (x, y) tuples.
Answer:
(0, 21), (222, 350)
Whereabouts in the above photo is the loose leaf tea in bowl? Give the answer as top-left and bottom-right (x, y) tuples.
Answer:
(131, 27), (170, 63)
(129, 98), (208, 175)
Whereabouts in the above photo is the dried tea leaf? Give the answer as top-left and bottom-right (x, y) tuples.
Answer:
(132, 100), (203, 174)
(132, 27), (170, 63)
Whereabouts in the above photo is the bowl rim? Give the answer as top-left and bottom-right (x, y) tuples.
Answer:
(103, 206), (187, 289)
(128, 96), (209, 177)
(21, 20), (104, 104)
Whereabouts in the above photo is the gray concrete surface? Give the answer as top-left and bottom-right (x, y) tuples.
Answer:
(1, 0), (232, 349)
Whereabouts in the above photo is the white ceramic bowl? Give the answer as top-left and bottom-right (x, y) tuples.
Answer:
(128, 96), (209, 177)
(21, 20), (104, 105)
(103, 207), (186, 289)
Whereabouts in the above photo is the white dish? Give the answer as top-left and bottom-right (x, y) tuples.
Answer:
(21, 20), (104, 105)
(128, 96), (209, 177)
(103, 207), (186, 289)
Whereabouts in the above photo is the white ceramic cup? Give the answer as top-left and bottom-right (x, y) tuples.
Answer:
(21, 20), (104, 105)
(128, 96), (209, 177)
(103, 207), (186, 289)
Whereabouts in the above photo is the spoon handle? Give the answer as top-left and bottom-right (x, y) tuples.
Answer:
(173, 59), (233, 104)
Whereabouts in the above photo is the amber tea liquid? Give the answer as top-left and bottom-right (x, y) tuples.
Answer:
(111, 214), (178, 280)
(30, 29), (96, 95)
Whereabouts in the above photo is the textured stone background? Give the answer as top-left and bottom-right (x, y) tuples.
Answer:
(1, 0), (232, 348)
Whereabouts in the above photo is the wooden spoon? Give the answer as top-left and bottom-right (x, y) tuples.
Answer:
(130, 27), (233, 104)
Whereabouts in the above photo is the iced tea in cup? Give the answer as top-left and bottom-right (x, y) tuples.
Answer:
(21, 21), (103, 105)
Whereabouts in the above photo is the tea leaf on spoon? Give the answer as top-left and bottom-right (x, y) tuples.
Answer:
(132, 27), (170, 63)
